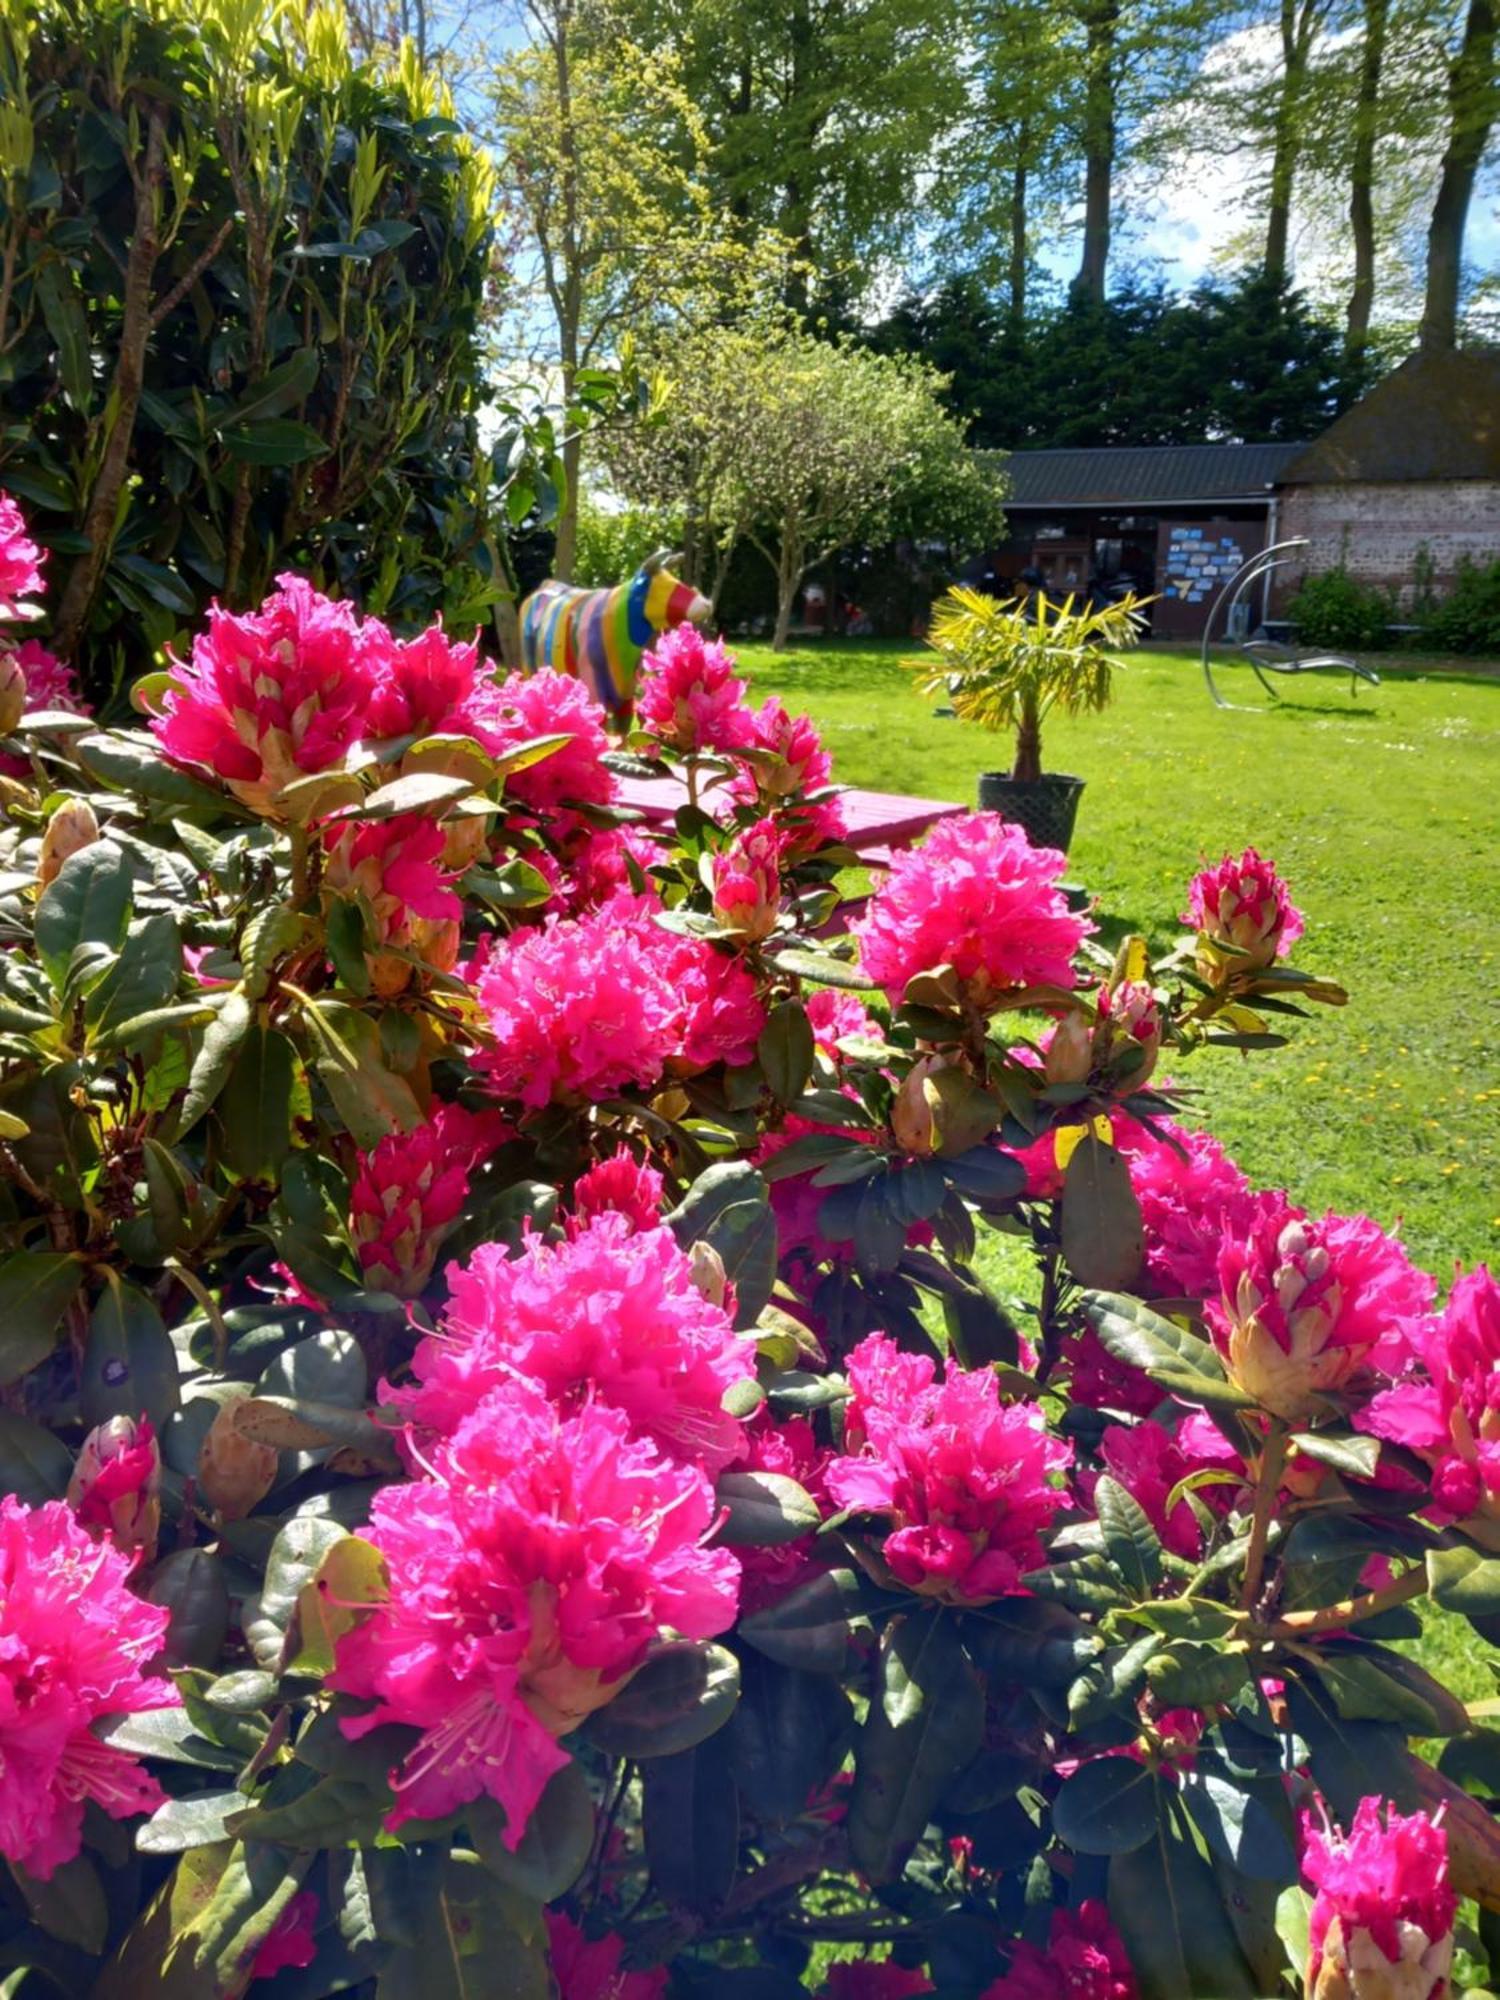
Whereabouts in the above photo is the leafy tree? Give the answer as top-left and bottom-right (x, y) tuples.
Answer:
(1420, 0), (1498, 348)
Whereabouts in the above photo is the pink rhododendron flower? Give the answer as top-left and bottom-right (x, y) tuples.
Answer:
(818, 1965), (934, 1999)
(471, 667), (617, 811)
(153, 575), (378, 818)
(0, 1495), (177, 1879)
(544, 1910), (668, 1999)
(1361, 1265), (1500, 1537)
(1185, 846), (1304, 970)
(251, 1890), (320, 1982)
(562, 823), (663, 912)
(364, 621), (483, 741)
(476, 904), (679, 1105)
(323, 812), (463, 996)
(331, 1382), (739, 1844)
(825, 1334), (1070, 1602)
(1122, 1120), (1256, 1301)
(979, 1902), (1138, 2000)
(636, 623), (754, 755)
(1086, 1420), (1209, 1560)
(66, 1415), (161, 1564)
(570, 1145), (666, 1234)
(711, 817), (783, 939)
(400, 1211), (752, 1474)
(350, 1103), (508, 1296)
(9, 639), (84, 712)
(1302, 1799), (1454, 2000)
(737, 696), (834, 799)
(806, 987), (882, 1057)
(1207, 1194), (1434, 1422)
(652, 922), (767, 1071)
(853, 813), (1092, 1009)
(1043, 981), (1160, 1095)
(0, 493), (45, 619)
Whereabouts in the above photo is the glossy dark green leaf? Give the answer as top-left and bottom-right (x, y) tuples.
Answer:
(137, 1790), (244, 1853)
(848, 1611), (984, 1882)
(1060, 1137), (1144, 1289)
(220, 418), (330, 465)
(469, 1759), (594, 1901)
(242, 1517), (348, 1671)
(1095, 1473), (1164, 1597)
(963, 1598), (1100, 1687)
(224, 347), (320, 427)
(372, 1852), (550, 2000)
(713, 1470), (822, 1546)
(143, 1547), (231, 1667)
(738, 1566), (876, 1675)
(0, 1408), (75, 1501)
(1107, 1800), (1263, 1999)
(177, 991), (254, 1134)
(643, 1731), (740, 1914)
(586, 1640), (739, 1758)
(12, 1850), (107, 1953)
(34, 259), (92, 410)
(34, 839), (132, 994)
(725, 1652), (854, 1826)
(1053, 1755), (1158, 1856)
(665, 1162), (776, 1328)
(75, 732), (238, 814)
(217, 1026), (298, 1182)
(1427, 1543), (1500, 1617)
(80, 1279), (180, 1427)
(1180, 1770), (1298, 1884)
(0, 1250), (82, 1386)
(325, 899), (372, 997)
(757, 1000), (815, 1106)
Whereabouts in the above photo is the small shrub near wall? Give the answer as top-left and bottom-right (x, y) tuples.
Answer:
(1286, 565), (1396, 649)
(0, 0), (501, 700)
(1420, 556), (1500, 655)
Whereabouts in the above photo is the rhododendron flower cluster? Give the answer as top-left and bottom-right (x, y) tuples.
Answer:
(471, 665), (617, 812)
(322, 812), (463, 994)
(980, 1902), (1138, 2000)
(362, 620), (484, 742)
(1186, 845), (1305, 971)
(331, 1381), (739, 1843)
(477, 894), (764, 1105)
(854, 812), (1091, 1008)
(1302, 1800), (1454, 2000)
(154, 575), (378, 818)
(569, 1144), (666, 1234)
(0, 491), (45, 620)
(732, 1410), (830, 1613)
(350, 1102), (507, 1296)
(711, 816), (783, 939)
(1362, 1265), (1500, 1530)
(544, 1910), (668, 2000)
(1125, 1119), (1256, 1301)
(66, 1415), (161, 1564)
(825, 1334), (1070, 1601)
(635, 623), (754, 755)
(7, 639), (85, 714)
(0, 1496), (177, 1879)
(397, 1210), (752, 1475)
(1208, 1193), (1433, 1422)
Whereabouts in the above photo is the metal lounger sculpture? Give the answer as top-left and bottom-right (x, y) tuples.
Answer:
(1200, 538), (1381, 710)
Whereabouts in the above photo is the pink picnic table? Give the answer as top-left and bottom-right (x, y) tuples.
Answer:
(614, 773), (963, 873)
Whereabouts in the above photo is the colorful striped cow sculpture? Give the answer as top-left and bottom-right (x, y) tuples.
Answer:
(519, 549), (710, 720)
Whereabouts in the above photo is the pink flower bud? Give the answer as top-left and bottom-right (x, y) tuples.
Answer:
(1095, 978), (1162, 1093)
(636, 625), (754, 756)
(1043, 1008), (1094, 1086)
(891, 1056), (946, 1156)
(1302, 1800), (1454, 2000)
(711, 818), (782, 941)
(323, 812), (463, 994)
(1185, 846), (1304, 973)
(66, 1415), (161, 1563)
(37, 798), (100, 888)
(350, 1102), (507, 1297)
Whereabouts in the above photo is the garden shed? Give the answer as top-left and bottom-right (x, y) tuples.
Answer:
(1274, 345), (1500, 610)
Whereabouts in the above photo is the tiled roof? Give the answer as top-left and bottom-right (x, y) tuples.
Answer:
(982, 442), (1306, 507)
(1279, 347), (1500, 483)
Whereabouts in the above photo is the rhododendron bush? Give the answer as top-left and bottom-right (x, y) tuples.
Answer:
(4, 486), (1500, 1999)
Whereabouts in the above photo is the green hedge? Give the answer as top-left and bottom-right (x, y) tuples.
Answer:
(0, 0), (502, 697)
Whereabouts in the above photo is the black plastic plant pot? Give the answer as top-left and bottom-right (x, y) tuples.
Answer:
(976, 771), (1086, 853)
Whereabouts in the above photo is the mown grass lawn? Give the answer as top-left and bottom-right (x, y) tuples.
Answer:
(741, 637), (1500, 1279)
(741, 637), (1500, 1704)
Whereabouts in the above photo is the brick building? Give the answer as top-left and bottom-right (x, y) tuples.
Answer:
(1275, 347), (1500, 610)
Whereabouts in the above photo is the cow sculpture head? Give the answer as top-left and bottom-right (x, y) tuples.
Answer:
(639, 549), (711, 635)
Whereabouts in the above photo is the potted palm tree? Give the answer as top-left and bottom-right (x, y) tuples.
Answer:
(910, 584), (1147, 851)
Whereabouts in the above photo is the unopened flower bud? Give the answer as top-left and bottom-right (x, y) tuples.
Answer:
(891, 1056), (945, 1156)
(67, 1414), (161, 1563)
(711, 819), (782, 941)
(0, 653), (25, 735)
(1043, 1008), (1094, 1087)
(1303, 1799), (1454, 2000)
(1185, 847), (1304, 975)
(37, 797), (100, 888)
(197, 1400), (279, 1521)
(1095, 979), (1162, 1094)
(687, 1240), (730, 1309)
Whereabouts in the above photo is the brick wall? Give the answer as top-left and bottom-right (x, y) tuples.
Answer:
(1275, 480), (1500, 609)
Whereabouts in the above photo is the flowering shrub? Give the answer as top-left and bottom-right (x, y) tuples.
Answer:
(1, 484), (1498, 1998)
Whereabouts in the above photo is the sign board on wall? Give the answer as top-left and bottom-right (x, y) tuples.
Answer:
(1153, 520), (1261, 638)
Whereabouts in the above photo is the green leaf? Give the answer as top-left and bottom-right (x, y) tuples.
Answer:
(643, 1731), (740, 1914)
(224, 348), (320, 427)
(1289, 1430), (1381, 1479)
(1284, 1677), (1420, 1827)
(1313, 1649), (1460, 1734)
(257, 1327), (367, 1407)
(91, 1840), (312, 2000)
(34, 839), (132, 994)
(1143, 1642), (1252, 1709)
(283, 1534), (389, 1677)
(137, 1791), (244, 1853)
(11, 1851), (107, 1953)
(713, 1470), (822, 1546)
(217, 1028), (297, 1182)
(470, 1760), (594, 1902)
(326, 769), (480, 822)
(35, 259), (92, 409)
(220, 418), (330, 465)
(0, 1250), (82, 1386)
(725, 1652), (854, 1826)
(1107, 1800), (1263, 1999)
(1427, 1544), (1500, 1617)
(963, 1598), (1100, 1688)
(586, 1640), (740, 1758)
(1053, 1754), (1158, 1855)
(1180, 1770), (1298, 1884)
(665, 1162), (776, 1328)
(757, 1000), (815, 1106)
(766, 945), (878, 991)
(0, 1408), (75, 1502)
(303, 1001), (423, 1149)
(1095, 1473), (1164, 1597)
(85, 911), (182, 1042)
(143, 1547), (231, 1668)
(847, 1611), (984, 1882)
(228, 1775), (387, 1847)
(373, 1852), (550, 2000)
(80, 1279), (180, 1428)
(75, 732), (234, 814)
(1061, 1136), (1144, 1289)
(325, 899), (372, 997)
(100, 1705), (242, 1771)
(177, 991), (254, 1134)
(1079, 1290), (1241, 1402)
(738, 1566), (876, 1675)
(242, 1517), (348, 1672)
(143, 1137), (191, 1253)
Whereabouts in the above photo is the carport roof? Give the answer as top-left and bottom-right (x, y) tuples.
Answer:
(980, 442), (1306, 509)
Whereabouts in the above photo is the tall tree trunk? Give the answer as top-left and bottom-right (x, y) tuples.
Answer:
(550, 0), (582, 581)
(1345, 0), (1389, 357)
(1071, 0), (1118, 306)
(1419, 0), (1497, 351)
(772, 543), (800, 651)
(1008, 126), (1029, 327)
(1264, 0), (1320, 288)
